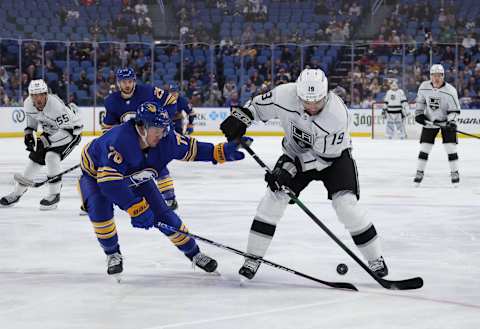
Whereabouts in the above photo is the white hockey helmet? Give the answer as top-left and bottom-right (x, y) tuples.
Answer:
(390, 80), (398, 89)
(296, 69), (328, 102)
(430, 64), (444, 76)
(28, 79), (48, 95)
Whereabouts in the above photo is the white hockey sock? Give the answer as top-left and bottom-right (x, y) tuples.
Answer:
(443, 143), (459, 172)
(246, 189), (289, 257)
(45, 152), (62, 195)
(332, 192), (382, 262)
(14, 160), (42, 195)
(416, 143), (434, 172)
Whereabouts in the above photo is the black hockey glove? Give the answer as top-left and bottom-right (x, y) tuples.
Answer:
(24, 132), (35, 152)
(446, 120), (457, 132)
(265, 154), (298, 192)
(415, 114), (427, 125)
(220, 106), (254, 142)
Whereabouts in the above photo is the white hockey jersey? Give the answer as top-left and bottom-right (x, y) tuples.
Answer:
(415, 81), (460, 126)
(24, 94), (83, 148)
(384, 89), (408, 114)
(244, 83), (351, 172)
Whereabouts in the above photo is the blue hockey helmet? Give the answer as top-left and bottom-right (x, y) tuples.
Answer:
(116, 67), (136, 81)
(168, 82), (179, 92)
(136, 101), (171, 132)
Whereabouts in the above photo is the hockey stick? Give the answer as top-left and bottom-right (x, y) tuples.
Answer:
(14, 164), (80, 187)
(155, 221), (358, 291)
(240, 140), (423, 291)
(425, 120), (480, 139)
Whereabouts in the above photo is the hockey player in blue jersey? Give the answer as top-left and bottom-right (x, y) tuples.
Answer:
(101, 68), (179, 210)
(166, 83), (196, 135)
(78, 101), (251, 277)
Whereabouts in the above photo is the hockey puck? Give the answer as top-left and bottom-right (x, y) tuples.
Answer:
(336, 263), (348, 275)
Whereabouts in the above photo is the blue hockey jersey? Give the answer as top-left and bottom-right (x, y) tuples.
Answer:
(102, 84), (177, 132)
(81, 119), (216, 211)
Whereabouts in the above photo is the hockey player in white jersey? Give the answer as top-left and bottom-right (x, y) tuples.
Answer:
(220, 69), (388, 280)
(0, 79), (83, 209)
(413, 64), (460, 186)
(382, 81), (408, 139)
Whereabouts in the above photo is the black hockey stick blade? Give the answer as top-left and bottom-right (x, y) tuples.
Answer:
(14, 164), (80, 187)
(156, 222), (358, 291)
(378, 276), (423, 290)
(240, 141), (424, 291)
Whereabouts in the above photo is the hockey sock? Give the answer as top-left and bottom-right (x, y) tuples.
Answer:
(14, 160), (42, 195)
(45, 152), (62, 195)
(416, 143), (433, 172)
(90, 218), (119, 254)
(443, 143), (459, 172)
(332, 192), (382, 261)
(246, 189), (289, 256)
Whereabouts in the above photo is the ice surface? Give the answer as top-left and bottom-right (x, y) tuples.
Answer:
(0, 136), (479, 329)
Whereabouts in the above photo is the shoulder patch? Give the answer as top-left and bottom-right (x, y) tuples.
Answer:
(166, 94), (178, 105)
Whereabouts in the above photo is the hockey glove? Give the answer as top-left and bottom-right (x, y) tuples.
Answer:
(24, 132), (35, 152)
(220, 106), (254, 141)
(185, 124), (194, 135)
(127, 197), (155, 230)
(213, 137), (253, 164)
(38, 133), (51, 149)
(265, 154), (298, 192)
(415, 114), (427, 125)
(446, 120), (457, 132)
(381, 109), (387, 119)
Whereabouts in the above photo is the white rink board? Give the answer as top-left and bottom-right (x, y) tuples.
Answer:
(1, 106), (479, 137)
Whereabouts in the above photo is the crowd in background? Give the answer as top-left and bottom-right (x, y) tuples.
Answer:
(0, 0), (479, 108)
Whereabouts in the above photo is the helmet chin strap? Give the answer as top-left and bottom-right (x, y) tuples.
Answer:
(135, 124), (149, 148)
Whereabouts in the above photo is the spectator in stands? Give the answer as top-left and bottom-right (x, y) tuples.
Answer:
(76, 71), (91, 92)
(462, 33), (477, 50)
(349, 2), (361, 17)
(225, 91), (240, 107)
(204, 82), (223, 106)
(0, 86), (10, 105)
(274, 67), (291, 85)
(223, 79), (237, 101)
(240, 79), (257, 104)
(0, 66), (9, 86)
(134, 0), (148, 15)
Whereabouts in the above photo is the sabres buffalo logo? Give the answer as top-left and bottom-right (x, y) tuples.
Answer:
(128, 168), (158, 186)
(146, 103), (157, 113)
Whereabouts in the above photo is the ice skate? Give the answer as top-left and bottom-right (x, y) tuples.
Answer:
(239, 257), (261, 280)
(191, 252), (218, 273)
(413, 170), (424, 186)
(107, 252), (123, 282)
(0, 192), (22, 207)
(39, 193), (60, 210)
(166, 199), (178, 211)
(451, 171), (459, 187)
(368, 256), (388, 278)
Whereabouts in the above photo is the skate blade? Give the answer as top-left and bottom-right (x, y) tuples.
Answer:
(0, 203), (16, 208)
(79, 210), (88, 216)
(39, 204), (58, 211)
(239, 276), (250, 286)
(109, 273), (122, 283)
